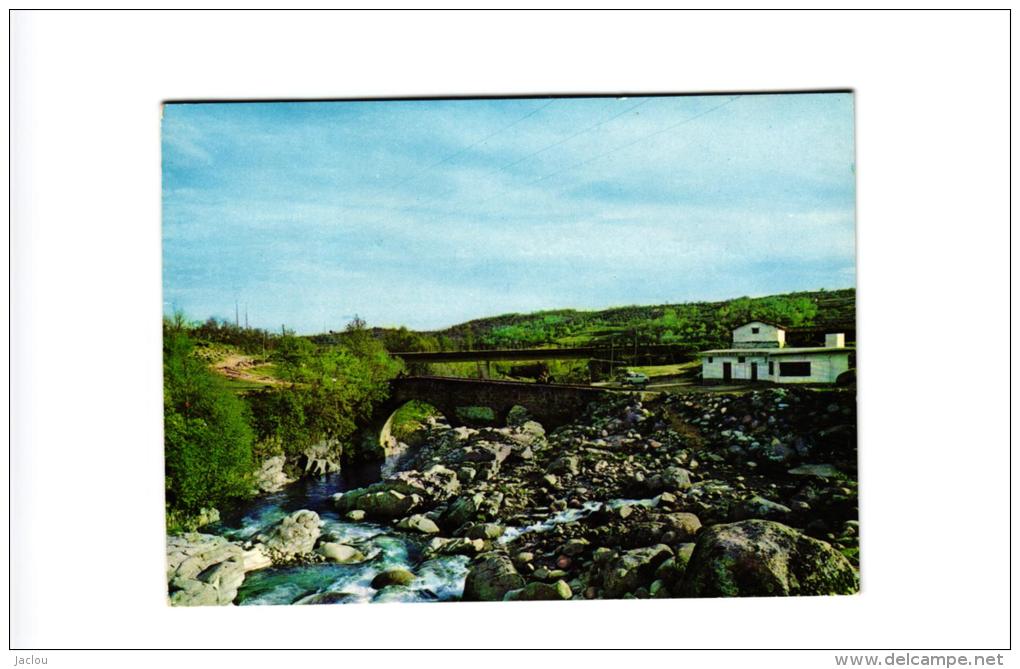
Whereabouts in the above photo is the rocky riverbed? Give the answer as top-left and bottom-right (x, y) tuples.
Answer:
(166, 386), (859, 604)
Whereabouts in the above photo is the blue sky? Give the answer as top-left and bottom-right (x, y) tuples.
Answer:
(162, 93), (855, 333)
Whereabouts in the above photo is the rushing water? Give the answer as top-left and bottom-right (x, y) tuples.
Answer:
(201, 449), (661, 605)
(198, 450), (469, 606)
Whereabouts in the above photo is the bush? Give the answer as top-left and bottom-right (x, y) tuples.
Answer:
(164, 324), (256, 518)
(389, 400), (438, 443)
(455, 405), (497, 425)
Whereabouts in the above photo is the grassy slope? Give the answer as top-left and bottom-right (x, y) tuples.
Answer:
(404, 288), (856, 350)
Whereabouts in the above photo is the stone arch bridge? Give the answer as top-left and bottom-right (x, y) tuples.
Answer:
(376, 375), (611, 432)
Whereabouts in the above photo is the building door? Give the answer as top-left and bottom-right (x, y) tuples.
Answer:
(723, 362), (732, 380)
(751, 362), (758, 381)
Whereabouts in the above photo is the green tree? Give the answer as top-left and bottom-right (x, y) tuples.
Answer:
(247, 322), (403, 456)
(271, 334), (315, 380)
(163, 322), (255, 518)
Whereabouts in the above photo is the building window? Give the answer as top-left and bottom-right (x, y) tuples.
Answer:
(707, 356), (713, 363)
(738, 356), (746, 363)
(768, 361), (774, 375)
(778, 361), (812, 377)
(751, 327), (759, 334)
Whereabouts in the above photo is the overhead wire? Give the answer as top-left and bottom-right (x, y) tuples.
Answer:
(526, 95), (742, 189)
(389, 98), (557, 191)
(495, 97), (652, 173)
(389, 97), (651, 213)
(460, 95), (743, 212)
(385, 94), (742, 216)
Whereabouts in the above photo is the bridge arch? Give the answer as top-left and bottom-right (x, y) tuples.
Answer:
(386, 376), (609, 428)
(356, 376), (612, 458)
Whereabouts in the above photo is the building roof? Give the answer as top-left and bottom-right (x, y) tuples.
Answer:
(699, 346), (854, 358)
(732, 320), (786, 331)
(766, 347), (855, 357)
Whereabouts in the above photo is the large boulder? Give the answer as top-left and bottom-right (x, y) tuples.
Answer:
(645, 466), (692, 494)
(444, 440), (512, 480)
(601, 544), (674, 598)
(661, 512), (702, 541)
(462, 553), (525, 601)
(166, 533), (270, 606)
(371, 568), (416, 589)
(296, 440), (342, 478)
(240, 545), (273, 572)
(316, 542), (367, 564)
(396, 514), (441, 534)
(440, 492), (487, 529)
(335, 488), (424, 521)
(167, 533), (243, 581)
(385, 465), (461, 504)
(681, 520), (859, 597)
(334, 466), (458, 520)
(458, 442), (512, 466)
(169, 575), (232, 606)
(510, 420), (547, 451)
(256, 455), (295, 493)
(256, 510), (321, 557)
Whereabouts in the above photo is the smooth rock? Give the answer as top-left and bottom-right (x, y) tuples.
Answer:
(256, 510), (322, 557)
(397, 514), (441, 534)
(371, 568), (416, 589)
(316, 542), (367, 564)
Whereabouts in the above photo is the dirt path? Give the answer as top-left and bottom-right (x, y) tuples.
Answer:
(211, 354), (284, 386)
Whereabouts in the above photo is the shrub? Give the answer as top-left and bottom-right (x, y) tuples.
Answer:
(455, 405), (497, 425)
(389, 400), (438, 442)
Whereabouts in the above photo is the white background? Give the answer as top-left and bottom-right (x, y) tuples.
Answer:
(6, 7), (1014, 664)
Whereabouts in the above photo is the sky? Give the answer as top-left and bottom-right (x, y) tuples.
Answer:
(162, 93), (855, 333)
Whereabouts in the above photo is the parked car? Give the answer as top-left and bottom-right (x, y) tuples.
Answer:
(620, 370), (649, 387)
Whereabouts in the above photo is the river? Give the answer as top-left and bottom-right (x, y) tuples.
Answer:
(197, 445), (660, 605)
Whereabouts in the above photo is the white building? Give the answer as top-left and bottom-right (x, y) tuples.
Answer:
(700, 321), (853, 384)
(731, 321), (786, 348)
